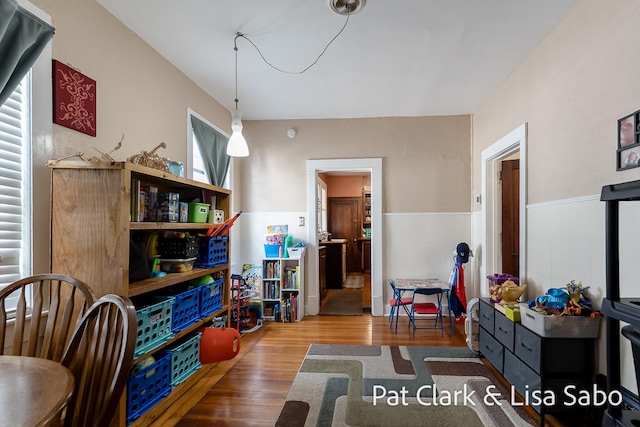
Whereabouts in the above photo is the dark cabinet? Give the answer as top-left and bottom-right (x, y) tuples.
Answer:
(478, 299), (595, 424)
(324, 242), (345, 289)
(319, 246), (326, 300)
(361, 239), (371, 272)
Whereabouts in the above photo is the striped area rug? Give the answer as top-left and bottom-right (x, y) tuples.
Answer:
(275, 344), (535, 427)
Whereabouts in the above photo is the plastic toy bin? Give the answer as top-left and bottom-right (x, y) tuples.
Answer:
(134, 297), (175, 358)
(158, 237), (198, 259)
(126, 352), (172, 424)
(188, 202), (209, 223)
(264, 244), (283, 258)
(158, 286), (202, 333)
(519, 303), (601, 338)
(199, 278), (224, 317)
(195, 236), (228, 268)
(159, 332), (202, 389)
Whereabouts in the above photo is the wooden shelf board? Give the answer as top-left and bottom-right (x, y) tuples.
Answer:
(129, 266), (228, 297)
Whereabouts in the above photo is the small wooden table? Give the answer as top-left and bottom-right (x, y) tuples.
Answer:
(0, 355), (75, 426)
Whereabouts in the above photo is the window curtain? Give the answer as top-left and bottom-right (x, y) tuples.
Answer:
(190, 116), (230, 187)
(0, 0), (54, 106)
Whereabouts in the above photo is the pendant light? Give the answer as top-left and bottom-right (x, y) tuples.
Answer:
(227, 34), (249, 157)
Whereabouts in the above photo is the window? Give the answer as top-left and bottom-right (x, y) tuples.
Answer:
(0, 76), (32, 307)
(317, 177), (327, 232)
(187, 109), (230, 188)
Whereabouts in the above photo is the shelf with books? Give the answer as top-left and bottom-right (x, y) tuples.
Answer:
(261, 251), (305, 322)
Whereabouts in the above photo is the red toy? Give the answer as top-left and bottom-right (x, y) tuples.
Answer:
(197, 326), (241, 364)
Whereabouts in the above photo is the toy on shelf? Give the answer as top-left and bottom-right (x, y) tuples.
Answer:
(127, 142), (169, 172)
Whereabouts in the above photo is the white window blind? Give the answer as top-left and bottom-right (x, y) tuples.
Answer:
(0, 77), (31, 309)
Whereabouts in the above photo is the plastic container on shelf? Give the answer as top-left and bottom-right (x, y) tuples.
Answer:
(158, 332), (202, 389)
(187, 203), (209, 223)
(126, 352), (172, 424)
(487, 273), (519, 303)
(199, 277), (224, 317)
(158, 257), (197, 273)
(158, 238), (198, 259)
(264, 244), (283, 258)
(195, 236), (228, 268)
(157, 286), (202, 333)
(134, 297), (175, 358)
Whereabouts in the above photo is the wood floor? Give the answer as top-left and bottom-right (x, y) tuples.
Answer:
(172, 314), (469, 427)
(151, 273), (563, 427)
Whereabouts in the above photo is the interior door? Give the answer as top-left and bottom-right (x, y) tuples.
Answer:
(328, 198), (361, 273)
(501, 159), (520, 277)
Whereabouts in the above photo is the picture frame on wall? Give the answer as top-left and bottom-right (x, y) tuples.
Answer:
(618, 146), (640, 171)
(618, 113), (636, 148)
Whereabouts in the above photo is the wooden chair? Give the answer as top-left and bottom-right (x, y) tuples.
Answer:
(60, 294), (137, 427)
(0, 273), (96, 361)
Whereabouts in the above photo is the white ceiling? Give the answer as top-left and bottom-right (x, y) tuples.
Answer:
(96, 0), (578, 121)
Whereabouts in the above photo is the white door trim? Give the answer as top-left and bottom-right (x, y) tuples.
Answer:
(480, 124), (527, 296)
(306, 158), (383, 316)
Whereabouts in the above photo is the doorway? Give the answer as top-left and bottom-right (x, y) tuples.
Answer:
(500, 158), (520, 278)
(481, 124), (527, 297)
(306, 158), (383, 316)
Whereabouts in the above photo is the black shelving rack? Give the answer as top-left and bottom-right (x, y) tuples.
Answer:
(601, 179), (640, 426)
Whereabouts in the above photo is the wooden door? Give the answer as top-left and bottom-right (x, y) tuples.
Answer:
(501, 160), (519, 277)
(328, 198), (361, 273)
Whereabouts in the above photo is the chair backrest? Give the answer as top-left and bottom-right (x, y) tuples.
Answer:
(60, 294), (137, 427)
(0, 273), (96, 361)
(413, 287), (444, 306)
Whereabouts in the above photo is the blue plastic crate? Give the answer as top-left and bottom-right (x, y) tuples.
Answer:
(126, 352), (172, 425)
(160, 286), (201, 333)
(194, 236), (228, 268)
(159, 332), (202, 389)
(134, 297), (175, 358)
(199, 278), (224, 317)
(264, 244), (283, 258)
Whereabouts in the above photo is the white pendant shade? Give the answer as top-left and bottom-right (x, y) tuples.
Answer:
(227, 109), (249, 157)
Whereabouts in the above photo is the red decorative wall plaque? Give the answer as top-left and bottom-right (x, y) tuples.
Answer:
(52, 60), (96, 136)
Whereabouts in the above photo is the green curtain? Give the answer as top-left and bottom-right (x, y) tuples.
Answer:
(190, 115), (230, 187)
(0, 0), (54, 106)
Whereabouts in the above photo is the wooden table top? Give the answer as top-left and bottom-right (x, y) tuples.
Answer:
(0, 355), (75, 426)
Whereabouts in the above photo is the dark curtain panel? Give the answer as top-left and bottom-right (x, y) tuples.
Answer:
(0, 0), (54, 106)
(190, 115), (230, 187)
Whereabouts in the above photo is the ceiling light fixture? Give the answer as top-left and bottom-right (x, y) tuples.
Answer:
(227, 33), (249, 157)
(329, 0), (366, 15)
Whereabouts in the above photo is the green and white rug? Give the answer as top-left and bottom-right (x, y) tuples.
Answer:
(275, 344), (535, 427)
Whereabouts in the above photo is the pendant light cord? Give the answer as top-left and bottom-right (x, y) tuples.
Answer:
(234, 13), (350, 76)
(233, 37), (239, 110)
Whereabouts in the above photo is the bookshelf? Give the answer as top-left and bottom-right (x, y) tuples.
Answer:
(261, 250), (305, 322)
(48, 161), (231, 426)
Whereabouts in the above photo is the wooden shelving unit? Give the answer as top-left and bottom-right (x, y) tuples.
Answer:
(49, 161), (232, 427)
(261, 252), (305, 322)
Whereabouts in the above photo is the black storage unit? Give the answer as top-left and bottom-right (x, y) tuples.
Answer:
(478, 299), (595, 426)
(601, 179), (640, 427)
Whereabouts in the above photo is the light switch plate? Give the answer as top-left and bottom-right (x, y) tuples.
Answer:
(298, 216), (305, 226)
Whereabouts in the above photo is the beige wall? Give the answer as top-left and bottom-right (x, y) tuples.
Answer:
(473, 0), (640, 205)
(472, 0), (640, 390)
(241, 116), (471, 213)
(32, 0), (231, 163)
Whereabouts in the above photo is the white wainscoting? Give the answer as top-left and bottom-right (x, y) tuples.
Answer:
(384, 212), (473, 316)
(526, 195), (640, 394)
